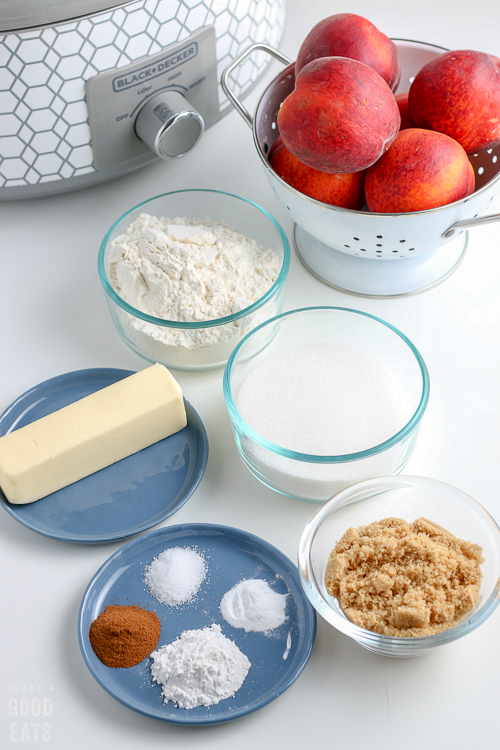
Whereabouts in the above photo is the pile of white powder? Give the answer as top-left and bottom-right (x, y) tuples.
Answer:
(150, 624), (250, 709)
(106, 214), (280, 365)
(220, 579), (288, 632)
(143, 550), (293, 708)
(144, 547), (207, 606)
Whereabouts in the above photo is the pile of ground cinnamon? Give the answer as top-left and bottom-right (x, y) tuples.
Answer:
(89, 604), (161, 668)
(325, 517), (484, 637)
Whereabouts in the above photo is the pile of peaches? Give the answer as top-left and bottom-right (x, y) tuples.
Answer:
(269, 14), (500, 213)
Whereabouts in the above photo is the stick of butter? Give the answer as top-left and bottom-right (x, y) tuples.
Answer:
(0, 363), (187, 504)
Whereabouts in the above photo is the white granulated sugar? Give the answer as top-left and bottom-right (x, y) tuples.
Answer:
(106, 213), (280, 354)
(236, 343), (415, 455)
(220, 579), (288, 632)
(150, 624), (250, 709)
(236, 343), (418, 500)
(144, 547), (207, 606)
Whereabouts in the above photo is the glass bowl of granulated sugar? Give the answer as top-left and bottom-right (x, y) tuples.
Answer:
(223, 307), (429, 502)
(98, 190), (290, 371)
(298, 475), (500, 657)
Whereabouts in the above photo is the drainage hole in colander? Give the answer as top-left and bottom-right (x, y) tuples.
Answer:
(392, 250), (398, 253)
(409, 248), (415, 251)
(478, 167), (484, 175)
(264, 143), (269, 154)
(344, 244), (350, 248)
(493, 155), (498, 163)
(376, 235), (383, 238)
(399, 239), (406, 243)
(353, 236), (360, 240)
(376, 243), (382, 247)
(360, 248), (366, 252)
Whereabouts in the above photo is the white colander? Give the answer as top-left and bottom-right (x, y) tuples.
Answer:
(222, 40), (500, 296)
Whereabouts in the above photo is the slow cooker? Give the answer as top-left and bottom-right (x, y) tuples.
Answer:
(0, 0), (286, 200)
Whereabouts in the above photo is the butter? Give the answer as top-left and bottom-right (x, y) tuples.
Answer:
(0, 364), (187, 504)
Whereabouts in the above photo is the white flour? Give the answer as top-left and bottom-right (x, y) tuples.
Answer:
(150, 624), (250, 709)
(106, 214), (280, 364)
(220, 579), (288, 632)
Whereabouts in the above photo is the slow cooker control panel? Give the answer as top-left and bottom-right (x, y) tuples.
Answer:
(85, 26), (219, 170)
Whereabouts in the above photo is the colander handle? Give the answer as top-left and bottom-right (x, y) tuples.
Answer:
(221, 43), (292, 128)
(443, 212), (500, 237)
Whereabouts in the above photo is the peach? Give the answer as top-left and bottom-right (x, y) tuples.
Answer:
(268, 136), (366, 209)
(395, 93), (416, 130)
(365, 128), (475, 213)
(296, 13), (401, 91)
(408, 50), (500, 153)
(277, 57), (400, 173)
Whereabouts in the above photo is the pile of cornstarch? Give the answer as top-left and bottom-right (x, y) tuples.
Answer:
(106, 214), (280, 352)
(150, 624), (251, 709)
(220, 579), (288, 632)
(144, 547), (207, 606)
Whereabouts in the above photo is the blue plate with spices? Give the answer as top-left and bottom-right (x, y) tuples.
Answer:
(0, 369), (208, 544)
(78, 523), (317, 726)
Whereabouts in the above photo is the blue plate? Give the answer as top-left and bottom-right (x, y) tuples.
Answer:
(78, 523), (316, 725)
(0, 369), (208, 544)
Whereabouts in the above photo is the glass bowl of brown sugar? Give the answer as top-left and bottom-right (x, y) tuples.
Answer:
(298, 475), (500, 657)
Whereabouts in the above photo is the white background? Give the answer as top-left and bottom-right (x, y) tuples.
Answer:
(1, 0), (500, 747)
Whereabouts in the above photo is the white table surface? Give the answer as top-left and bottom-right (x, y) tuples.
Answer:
(1, 1), (500, 747)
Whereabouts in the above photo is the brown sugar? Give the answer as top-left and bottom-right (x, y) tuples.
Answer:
(325, 517), (484, 637)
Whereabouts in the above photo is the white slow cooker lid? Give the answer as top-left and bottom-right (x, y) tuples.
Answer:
(0, 0), (139, 33)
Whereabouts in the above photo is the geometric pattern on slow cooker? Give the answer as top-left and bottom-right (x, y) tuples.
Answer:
(0, 0), (285, 187)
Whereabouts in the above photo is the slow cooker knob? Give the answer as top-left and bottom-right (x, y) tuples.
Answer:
(135, 91), (204, 159)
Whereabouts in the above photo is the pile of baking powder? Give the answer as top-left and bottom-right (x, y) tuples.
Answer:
(106, 214), (280, 363)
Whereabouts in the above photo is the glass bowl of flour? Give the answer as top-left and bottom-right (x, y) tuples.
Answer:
(223, 307), (430, 502)
(98, 190), (290, 371)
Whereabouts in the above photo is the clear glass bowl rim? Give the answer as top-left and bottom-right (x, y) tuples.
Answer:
(223, 306), (430, 463)
(97, 189), (290, 330)
(297, 474), (500, 650)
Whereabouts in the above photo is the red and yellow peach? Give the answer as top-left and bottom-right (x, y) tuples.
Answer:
(277, 56), (400, 174)
(365, 128), (475, 213)
(268, 136), (366, 209)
